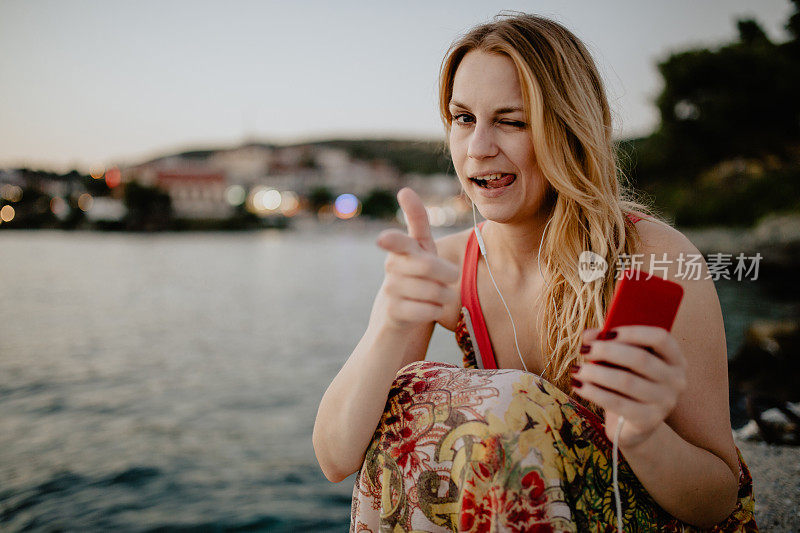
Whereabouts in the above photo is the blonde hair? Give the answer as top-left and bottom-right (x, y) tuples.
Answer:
(439, 12), (671, 413)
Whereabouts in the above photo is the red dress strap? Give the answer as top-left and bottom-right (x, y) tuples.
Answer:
(625, 211), (644, 224)
(460, 223), (498, 370)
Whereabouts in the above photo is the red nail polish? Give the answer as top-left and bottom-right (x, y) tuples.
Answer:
(569, 364), (580, 374)
(605, 330), (617, 339)
(570, 377), (582, 388)
(579, 344), (590, 354)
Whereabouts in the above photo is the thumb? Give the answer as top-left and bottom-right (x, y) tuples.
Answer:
(376, 229), (418, 255)
(397, 187), (436, 254)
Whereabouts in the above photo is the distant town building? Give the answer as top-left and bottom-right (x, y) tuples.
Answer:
(208, 144), (273, 185)
(116, 142), (461, 217)
(85, 197), (126, 222)
(156, 170), (230, 219)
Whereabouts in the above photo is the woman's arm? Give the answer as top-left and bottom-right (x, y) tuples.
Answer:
(313, 294), (436, 482)
(573, 222), (740, 527)
(313, 188), (459, 482)
(617, 418), (737, 527)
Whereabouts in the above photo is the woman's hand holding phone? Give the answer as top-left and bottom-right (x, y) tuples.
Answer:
(375, 188), (459, 330)
(573, 325), (688, 450)
(572, 271), (687, 451)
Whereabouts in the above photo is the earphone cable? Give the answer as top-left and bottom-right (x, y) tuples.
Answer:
(613, 416), (625, 533)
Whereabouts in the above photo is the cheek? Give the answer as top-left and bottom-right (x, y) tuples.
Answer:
(448, 132), (468, 166)
(448, 129), (461, 152)
(511, 140), (537, 173)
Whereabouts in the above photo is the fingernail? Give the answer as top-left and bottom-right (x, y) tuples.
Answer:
(579, 344), (591, 354)
(605, 330), (618, 339)
(569, 364), (580, 374)
(570, 377), (583, 388)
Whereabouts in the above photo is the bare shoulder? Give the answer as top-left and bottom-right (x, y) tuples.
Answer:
(633, 218), (722, 294)
(632, 218), (708, 277)
(634, 218), (696, 255)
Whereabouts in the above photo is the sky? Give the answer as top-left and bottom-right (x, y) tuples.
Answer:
(0, 0), (794, 173)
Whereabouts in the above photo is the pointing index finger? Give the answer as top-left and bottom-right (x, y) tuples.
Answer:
(398, 187), (436, 254)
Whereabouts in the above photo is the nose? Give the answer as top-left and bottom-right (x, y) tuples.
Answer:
(467, 122), (498, 160)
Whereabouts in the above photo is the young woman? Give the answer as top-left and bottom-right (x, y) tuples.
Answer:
(313, 13), (757, 532)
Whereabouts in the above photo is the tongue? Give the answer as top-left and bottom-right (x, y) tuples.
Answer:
(485, 174), (515, 189)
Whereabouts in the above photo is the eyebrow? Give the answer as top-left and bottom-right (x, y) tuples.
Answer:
(449, 100), (524, 115)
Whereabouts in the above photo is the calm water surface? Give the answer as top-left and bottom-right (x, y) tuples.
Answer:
(0, 227), (796, 531)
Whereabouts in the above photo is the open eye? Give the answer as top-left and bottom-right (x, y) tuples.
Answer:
(452, 113), (475, 125)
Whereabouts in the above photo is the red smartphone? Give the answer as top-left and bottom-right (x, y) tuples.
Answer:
(597, 268), (684, 343)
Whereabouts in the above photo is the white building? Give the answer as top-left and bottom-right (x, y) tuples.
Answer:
(156, 170), (230, 219)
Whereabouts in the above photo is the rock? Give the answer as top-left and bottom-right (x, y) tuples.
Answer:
(734, 404), (800, 444)
(681, 213), (800, 272)
(729, 319), (800, 444)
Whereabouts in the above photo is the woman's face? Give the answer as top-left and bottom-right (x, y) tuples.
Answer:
(448, 50), (549, 225)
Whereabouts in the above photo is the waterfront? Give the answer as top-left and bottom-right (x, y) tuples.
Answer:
(0, 227), (797, 531)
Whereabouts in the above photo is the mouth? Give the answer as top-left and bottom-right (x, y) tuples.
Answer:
(469, 172), (517, 189)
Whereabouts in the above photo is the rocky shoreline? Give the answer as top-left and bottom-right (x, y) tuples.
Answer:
(736, 439), (800, 532)
(680, 213), (800, 273)
(686, 213), (800, 530)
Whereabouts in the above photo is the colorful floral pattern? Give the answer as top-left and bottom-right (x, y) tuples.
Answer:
(455, 309), (479, 370)
(351, 360), (757, 532)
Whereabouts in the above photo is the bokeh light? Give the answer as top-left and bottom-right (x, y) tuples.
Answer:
(0, 205), (16, 222)
(334, 193), (360, 220)
(50, 197), (68, 218)
(262, 189), (281, 211)
(426, 205), (457, 227)
(225, 185), (246, 206)
(105, 167), (121, 188)
(247, 187), (282, 216)
(247, 187), (264, 215)
(317, 204), (335, 223)
(0, 184), (23, 202)
(279, 191), (300, 217)
(90, 165), (106, 180)
(427, 206), (444, 227)
(77, 193), (94, 212)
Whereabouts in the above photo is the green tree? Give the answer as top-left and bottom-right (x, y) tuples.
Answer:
(618, 0), (800, 226)
(649, 8), (800, 174)
(361, 188), (398, 219)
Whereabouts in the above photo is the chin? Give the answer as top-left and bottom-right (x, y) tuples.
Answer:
(472, 204), (518, 224)
(477, 201), (551, 227)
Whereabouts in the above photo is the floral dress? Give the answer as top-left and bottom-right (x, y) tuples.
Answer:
(349, 326), (758, 532)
